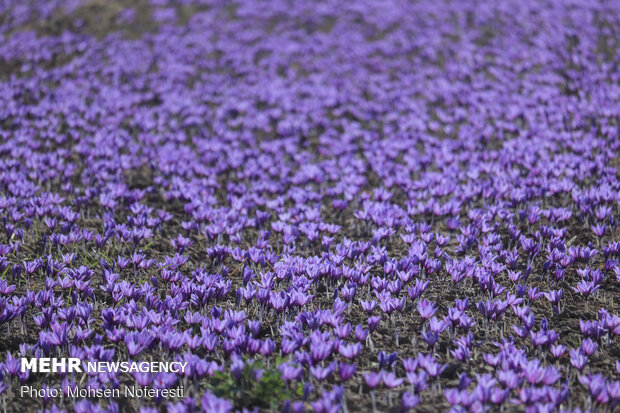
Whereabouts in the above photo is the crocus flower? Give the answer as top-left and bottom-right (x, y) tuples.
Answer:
(569, 349), (589, 371)
(417, 299), (438, 321)
(402, 392), (420, 411)
(383, 372), (404, 389)
(201, 390), (233, 413)
(364, 371), (384, 389)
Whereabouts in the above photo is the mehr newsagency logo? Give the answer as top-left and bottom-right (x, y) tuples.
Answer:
(19, 357), (186, 399)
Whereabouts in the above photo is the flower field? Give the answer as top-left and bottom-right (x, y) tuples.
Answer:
(1, 0), (620, 412)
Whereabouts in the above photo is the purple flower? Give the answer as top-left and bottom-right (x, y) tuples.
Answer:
(550, 344), (567, 359)
(383, 372), (404, 389)
(378, 351), (397, 369)
(497, 369), (522, 390)
(569, 349), (589, 371)
(580, 338), (598, 356)
(422, 331), (440, 348)
(338, 363), (356, 381)
(367, 316), (381, 332)
(201, 390), (233, 413)
(451, 344), (470, 362)
(354, 325), (369, 341)
(572, 280), (601, 298)
(364, 371), (383, 389)
(607, 380), (620, 402)
(406, 371), (428, 394)
(402, 392), (420, 411)
(408, 279), (430, 300)
(338, 342), (362, 360)
(279, 363), (302, 382)
(310, 362), (337, 382)
(579, 374), (608, 402)
(417, 299), (438, 320)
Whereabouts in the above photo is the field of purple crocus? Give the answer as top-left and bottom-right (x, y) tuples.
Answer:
(1, 0), (620, 412)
